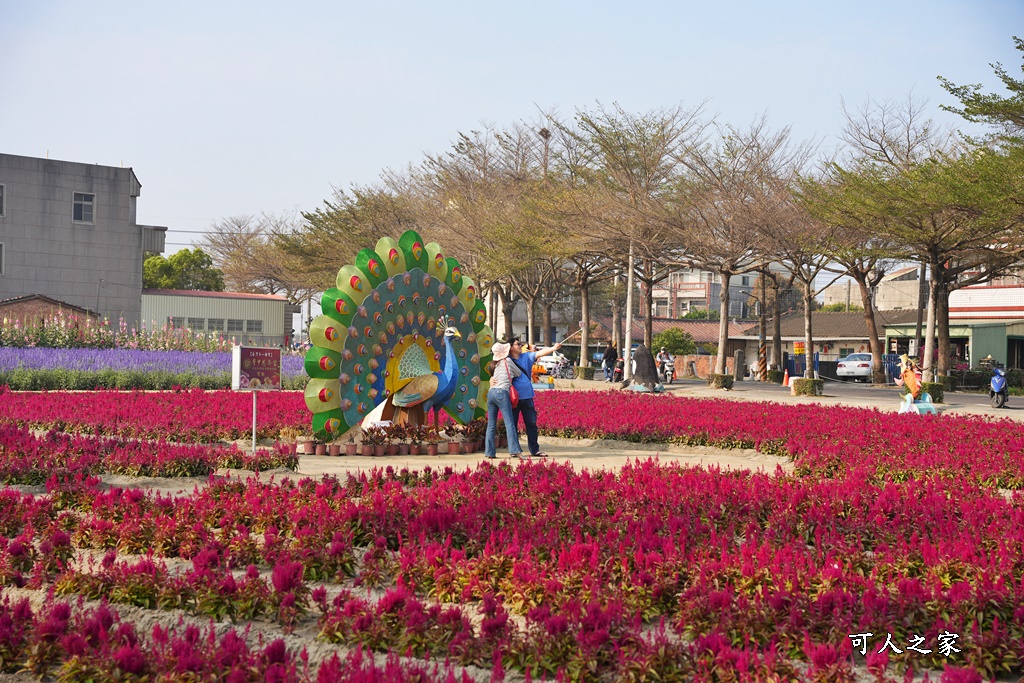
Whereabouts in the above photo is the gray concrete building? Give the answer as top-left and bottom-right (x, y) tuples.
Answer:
(0, 153), (166, 326)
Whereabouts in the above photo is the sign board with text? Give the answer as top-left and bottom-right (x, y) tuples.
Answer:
(232, 346), (282, 391)
(793, 341), (806, 355)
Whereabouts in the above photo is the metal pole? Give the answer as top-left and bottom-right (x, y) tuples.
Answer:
(624, 241), (635, 381)
(252, 390), (257, 456)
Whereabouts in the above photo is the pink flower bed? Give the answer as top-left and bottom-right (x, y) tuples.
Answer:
(0, 387), (308, 441)
(2, 462), (1022, 680)
(4, 388), (1024, 487)
(0, 596), (469, 682)
(0, 424), (296, 484)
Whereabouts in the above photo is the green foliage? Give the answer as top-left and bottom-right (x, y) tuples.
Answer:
(143, 248), (225, 291)
(922, 382), (945, 404)
(707, 373), (733, 389)
(651, 328), (697, 355)
(574, 366), (596, 380)
(0, 368), (308, 391)
(938, 36), (1024, 142)
(681, 308), (719, 320)
(817, 302), (864, 312)
(792, 378), (824, 396)
(767, 369), (785, 384)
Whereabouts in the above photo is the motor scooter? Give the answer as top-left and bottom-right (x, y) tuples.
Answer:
(613, 357), (624, 383)
(990, 366), (1009, 408)
(658, 358), (674, 385)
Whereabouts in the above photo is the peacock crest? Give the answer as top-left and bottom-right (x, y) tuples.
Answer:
(303, 230), (494, 439)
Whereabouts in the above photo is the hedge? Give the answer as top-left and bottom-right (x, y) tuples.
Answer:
(0, 368), (309, 391)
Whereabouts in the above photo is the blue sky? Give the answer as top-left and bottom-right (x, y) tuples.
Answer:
(3, 0), (1022, 253)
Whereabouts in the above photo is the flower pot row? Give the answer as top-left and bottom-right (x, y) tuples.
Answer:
(295, 439), (489, 456)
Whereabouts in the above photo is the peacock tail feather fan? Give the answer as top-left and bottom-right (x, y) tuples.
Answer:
(304, 230), (494, 439)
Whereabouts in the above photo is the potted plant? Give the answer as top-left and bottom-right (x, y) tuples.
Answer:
(370, 426), (389, 457)
(496, 420), (508, 449)
(445, 423), (464, 454)
(465, 417), (487, 452)
(362, 426), (386, 457)
(383, 423), (403, 456)
(383, 425), (400, 456)
(279, 426), (302, 454)
(328, 441), (342, 457)
(408, 425), (423, 456)
(314, 441), (327, 456)
(423, 428), (442, 456)
(345, 435), (358, 457)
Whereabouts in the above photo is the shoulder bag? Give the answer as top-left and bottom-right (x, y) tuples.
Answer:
(505, 360), (520, 408)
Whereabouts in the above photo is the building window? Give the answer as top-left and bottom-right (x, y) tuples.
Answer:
(207, 318), (224, 332)
(167, 316), (185, 329)
(741, 276), (750, 286)
(0, 242), (5, 276)
(246, 320), (263, 333)
(73, 192), (95, 223)
(187, 317), (204, 331)
(0, 184), (5, 217)
(227, 319), (244, 333)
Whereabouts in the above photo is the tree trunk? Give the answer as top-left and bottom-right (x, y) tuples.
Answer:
(542, 304), (553, 346)
(526, 298), (537, 346)
(922, 259), (940, 383)
(803, 280), (814, 378)
(624, 242), (635, 381)
(715, 272), (731, 375)
(579, 284), (591, 368)
(854, 273), (885, 384)
(642, 258), (654, 348)
(488, 287), (497, 331)
(500, 290), (516, 341)
(642, 289), (654, 349)
(612, 272), (623, 351)
(771, 278), (782, 371)
(938, 285), (951, 378)
(757, 278), (767, 380)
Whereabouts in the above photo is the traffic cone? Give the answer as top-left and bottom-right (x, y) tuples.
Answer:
(782, 369), (790, 386)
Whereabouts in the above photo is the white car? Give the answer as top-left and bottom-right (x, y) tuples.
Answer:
(837, 353), (873, 381)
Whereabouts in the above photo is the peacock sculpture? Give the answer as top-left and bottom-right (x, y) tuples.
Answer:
(303, 229), (494, 439)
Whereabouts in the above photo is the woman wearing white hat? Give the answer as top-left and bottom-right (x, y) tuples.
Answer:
(484, 341), (525, 459)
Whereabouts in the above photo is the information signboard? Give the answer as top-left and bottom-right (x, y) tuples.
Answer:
(232, 346), (283, 455)
(232, 346), (282, 391)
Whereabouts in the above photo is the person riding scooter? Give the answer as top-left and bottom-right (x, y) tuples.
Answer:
(656, 347), (674, 384)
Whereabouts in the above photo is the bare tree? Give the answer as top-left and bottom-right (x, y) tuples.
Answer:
(673, 117), (809, 375)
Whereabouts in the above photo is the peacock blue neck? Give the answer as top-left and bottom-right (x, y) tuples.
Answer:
(441, 334), (459, 385)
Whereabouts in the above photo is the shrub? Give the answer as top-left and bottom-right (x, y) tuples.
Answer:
(767, 369), (784, 384)
(573, 366), (596, 380)
(935, 375), (958, 393)
(921, 382), (944, 403)
(707, 374), (733, 389)
(791, 378), (824, 396)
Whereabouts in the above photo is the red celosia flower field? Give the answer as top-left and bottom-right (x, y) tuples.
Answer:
(0, 423), (296, 483)
(2, 387), (1024, 680)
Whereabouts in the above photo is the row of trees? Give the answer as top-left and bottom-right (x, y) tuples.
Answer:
(202, 38), (1024, 383)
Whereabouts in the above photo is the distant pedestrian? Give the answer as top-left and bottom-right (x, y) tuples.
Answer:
(602, 342), (618, 382)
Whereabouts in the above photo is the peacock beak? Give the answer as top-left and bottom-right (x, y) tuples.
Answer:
(452, 328), (462, 340)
